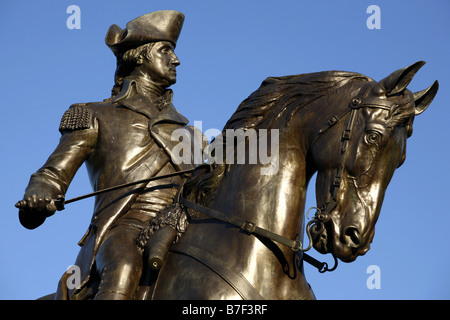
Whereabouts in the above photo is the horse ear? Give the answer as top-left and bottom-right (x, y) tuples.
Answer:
(380, 61), (426, 96)
(413, 80), (439, 115)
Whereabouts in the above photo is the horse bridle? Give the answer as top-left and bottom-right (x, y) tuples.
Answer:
(308, 82), (395, 237)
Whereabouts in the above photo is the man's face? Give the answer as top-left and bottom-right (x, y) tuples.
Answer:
(142, 41), (180, 88)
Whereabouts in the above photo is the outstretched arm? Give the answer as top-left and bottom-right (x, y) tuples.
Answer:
(16, 105), (97, 229)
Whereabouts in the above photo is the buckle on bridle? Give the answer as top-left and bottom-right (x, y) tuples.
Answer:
(292, 239), (302, 251)
(342, 129), (351, 140)
(241, 220), (256, 233)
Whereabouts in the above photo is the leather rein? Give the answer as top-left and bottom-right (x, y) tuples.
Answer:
(180, 197), (336, 273)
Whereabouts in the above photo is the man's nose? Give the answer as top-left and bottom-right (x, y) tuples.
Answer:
(171, 53), (180, 66)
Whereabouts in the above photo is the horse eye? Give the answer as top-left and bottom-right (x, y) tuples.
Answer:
(365, 131), (381, 144)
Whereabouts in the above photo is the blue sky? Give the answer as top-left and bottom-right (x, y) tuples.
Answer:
(1, 0), (449, 300)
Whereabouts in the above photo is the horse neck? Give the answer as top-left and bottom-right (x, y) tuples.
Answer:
(212, 121), (311, 244)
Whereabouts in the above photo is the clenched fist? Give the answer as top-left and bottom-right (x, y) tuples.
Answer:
(15, 194), (58, 213)
(15, 194), (64, 229)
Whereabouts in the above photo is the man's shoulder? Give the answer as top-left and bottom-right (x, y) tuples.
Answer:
(58, 99), (112, 133)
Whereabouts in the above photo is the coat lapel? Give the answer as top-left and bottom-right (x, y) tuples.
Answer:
(112, 79), (189, 126)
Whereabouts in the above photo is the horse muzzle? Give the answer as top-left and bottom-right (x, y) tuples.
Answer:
(309, 211), (371, 262)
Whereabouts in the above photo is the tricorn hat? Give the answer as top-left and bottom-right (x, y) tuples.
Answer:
(105, 10), (185, 56)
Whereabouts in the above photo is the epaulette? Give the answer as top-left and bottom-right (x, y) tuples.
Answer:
(59, 103), (92, 133)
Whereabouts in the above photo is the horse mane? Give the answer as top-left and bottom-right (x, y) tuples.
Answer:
(183, 71), (373, 207)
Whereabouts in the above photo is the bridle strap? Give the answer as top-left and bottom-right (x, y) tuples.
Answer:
(312, 83), (375, 218)
(309, 82), (397, 231)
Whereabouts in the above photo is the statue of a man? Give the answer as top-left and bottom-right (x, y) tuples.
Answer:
(16, 10), (202, 300)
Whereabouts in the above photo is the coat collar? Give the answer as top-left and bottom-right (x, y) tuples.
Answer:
(112, 78), (189, 126)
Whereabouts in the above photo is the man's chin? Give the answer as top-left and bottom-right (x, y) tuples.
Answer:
(165, 76), (177, 87)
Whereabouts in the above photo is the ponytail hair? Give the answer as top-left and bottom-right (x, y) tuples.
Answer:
(110, 42), (155, 97)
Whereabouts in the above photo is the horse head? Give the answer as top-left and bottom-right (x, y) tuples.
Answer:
(309, 61), (438, 262)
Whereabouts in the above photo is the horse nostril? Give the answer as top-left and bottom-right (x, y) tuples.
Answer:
(344, 227), (361, 247)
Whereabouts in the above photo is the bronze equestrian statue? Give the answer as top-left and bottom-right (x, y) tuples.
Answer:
(16, 10), (438, 300)
(15, 10), (205, 300)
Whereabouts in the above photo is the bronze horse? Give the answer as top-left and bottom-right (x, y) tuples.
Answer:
(144, 61), (437, 299)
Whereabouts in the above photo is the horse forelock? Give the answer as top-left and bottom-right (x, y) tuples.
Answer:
(385, 94), (416, 135)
